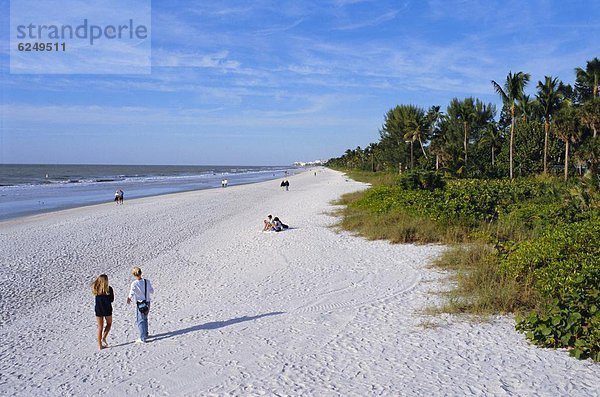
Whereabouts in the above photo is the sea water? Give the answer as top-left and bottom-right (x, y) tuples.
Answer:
(0, 164), (299, 221)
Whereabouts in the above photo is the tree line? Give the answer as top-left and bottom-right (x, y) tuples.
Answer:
(328, 57), (600, 181)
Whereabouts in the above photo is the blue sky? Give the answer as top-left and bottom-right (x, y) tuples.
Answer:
(0, 0), (598, 165)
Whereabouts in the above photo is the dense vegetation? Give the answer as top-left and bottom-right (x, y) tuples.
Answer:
(328, 58), (599, 180)
(328, 59), (600, 361)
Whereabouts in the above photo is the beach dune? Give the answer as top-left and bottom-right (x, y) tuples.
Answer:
(0, 169), (598, 396)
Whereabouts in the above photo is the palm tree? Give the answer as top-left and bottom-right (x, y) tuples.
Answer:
(423, 106), (442, 160)
(575, 57), (600, 99)
(409, 107), (429, 160)
(448, 98), (477, 166)
(554, 105), (582, 181)
(366, 142), (381, 172)
(517, 94), (536, 123)
(402, 115), (420, 169)
(492, 71), (531, 179)
(480, 122), (501, 168)
(581, 98), (600, 139)
(537, 76), (563, 174)
(390, 105), (426, 170)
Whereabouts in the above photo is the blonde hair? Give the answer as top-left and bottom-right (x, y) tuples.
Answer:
(91, 274), (109, 296)
(132, 267), (142, 277)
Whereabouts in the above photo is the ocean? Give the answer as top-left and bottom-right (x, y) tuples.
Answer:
(0, 164), (299, 221)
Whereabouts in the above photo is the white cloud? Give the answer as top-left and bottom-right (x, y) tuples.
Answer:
(153, 49), (241, 70)
(254, 18), (304, 36)
(333, 9), (399, 30)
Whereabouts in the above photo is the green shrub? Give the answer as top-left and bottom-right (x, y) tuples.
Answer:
(353, 178), (562, 228)
(507, 218), (600, 360)
(398, 170), (446, 191)
(494, 199), (579, 242)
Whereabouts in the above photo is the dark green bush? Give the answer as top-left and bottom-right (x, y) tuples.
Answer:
(508, 218), (600, 360)
(355, 178), (562, 226)
(398, 170), (446, 191)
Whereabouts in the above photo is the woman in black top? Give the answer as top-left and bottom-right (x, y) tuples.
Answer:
(92, 274), (114, 350)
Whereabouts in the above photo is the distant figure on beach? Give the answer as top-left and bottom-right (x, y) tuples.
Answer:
(280, 180), (285, 190)
(127, 267), (154, 344)
(284, 180), (289, 191)
(222, 179), (228, 188)
(314, 171), (317, 176)
(224, 179), (228, 187)
(114, 189), (124, 204)
(91, 274), (114, 350)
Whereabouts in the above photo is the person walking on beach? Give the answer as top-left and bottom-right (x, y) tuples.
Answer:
(91, 274), (114, 350)
(114, 189), (124, 204)
(127, 267), (154, 343)
(284, 180), (289, 191)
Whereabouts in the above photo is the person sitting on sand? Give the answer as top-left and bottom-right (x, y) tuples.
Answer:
(262, 214), (274, 231)
(263, 219), (274, 231)
(272, 218), (283, 232)
(127, 267), (154, 343)
(272, 216), (289, 232)
(91, 274), (114, 350)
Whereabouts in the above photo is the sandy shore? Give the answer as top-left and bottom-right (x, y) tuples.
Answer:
(0, 168), (598, 396)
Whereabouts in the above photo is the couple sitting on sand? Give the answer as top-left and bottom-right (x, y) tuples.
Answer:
(91, 267), (154, 350)
(262, 214), (289, 232)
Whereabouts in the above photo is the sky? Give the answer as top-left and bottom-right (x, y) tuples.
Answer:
(0, 0), (598, 166)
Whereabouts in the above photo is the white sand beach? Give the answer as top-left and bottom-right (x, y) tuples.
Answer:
(0, 169), (598, 396)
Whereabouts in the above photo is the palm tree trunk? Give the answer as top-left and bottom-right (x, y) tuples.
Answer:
(463, 122), (468, 165)
(491, 146), (495, 167)
(564, 140), (569, 181)
(543, 120), (549, 174)
(419, 137), (428, 159)
(436, 154), (439, 170)
(410, 141), (414, 169)
(510, 106), (515, 179)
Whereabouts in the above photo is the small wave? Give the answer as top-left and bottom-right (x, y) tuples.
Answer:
(95, 179), (116, 183)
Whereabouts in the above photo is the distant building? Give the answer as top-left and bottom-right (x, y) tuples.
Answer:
(293, 160), (326, 167)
